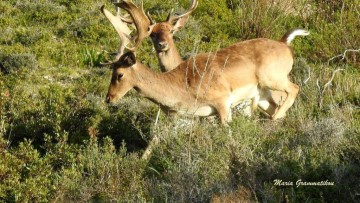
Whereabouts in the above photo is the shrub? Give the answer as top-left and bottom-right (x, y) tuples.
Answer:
(0, 53), (38, 73)
(53, 137), (148, 202)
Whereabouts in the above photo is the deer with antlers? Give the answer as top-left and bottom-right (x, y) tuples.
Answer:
(101, 0), (197, 70)
(101, 1), (309, 124)
(102, 0), (289, 118)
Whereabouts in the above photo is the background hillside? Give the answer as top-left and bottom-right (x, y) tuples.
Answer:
(0, 0), (359, 202)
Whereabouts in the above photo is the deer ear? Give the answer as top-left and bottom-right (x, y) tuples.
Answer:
(116, 52), (136, 68)
(172, 15), (190, 31)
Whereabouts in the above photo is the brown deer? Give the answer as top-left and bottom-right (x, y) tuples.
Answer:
(101, 1), (309, 124)
(101, 0), (196, 70)
(145, 0), (289, 116)
(103, 0), (290, 117)
(149, 0), (198, 72)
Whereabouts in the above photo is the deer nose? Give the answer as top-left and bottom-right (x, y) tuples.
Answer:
(158, 42), (168, 50)
(106, 95), (112, 103)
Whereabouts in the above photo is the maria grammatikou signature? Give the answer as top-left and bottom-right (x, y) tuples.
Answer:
(273, 179), (335, 187)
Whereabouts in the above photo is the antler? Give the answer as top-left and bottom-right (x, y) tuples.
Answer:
(166, 0), (198, 24)
(114, 0), (155, 51)
(100, 1), (155, 65)
(101, 5), (132, 63)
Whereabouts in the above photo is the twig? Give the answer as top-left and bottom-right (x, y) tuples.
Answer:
(303, 66), (311, 85)
(321, 68), (344, 95)
(327, 48), (360, 65)
(154, 106), (161, 127)
(317, 68), (344, 108)
(316, 78), (321, 94)
(194, 44), (221, 111)
(141, 134), (159, 160)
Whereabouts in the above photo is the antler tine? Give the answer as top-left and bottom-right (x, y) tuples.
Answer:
(166, 8), (175, 22)
(167, 0), (198, 23)
(115, 0), (155, 51)
(119, 14), (134, 24)
(112, 0), (134, 24)
(146, 11), (156, 25)
(141, 1), (155, 25)
(101, 5), (132, 62)
(113, 0), (121, 16)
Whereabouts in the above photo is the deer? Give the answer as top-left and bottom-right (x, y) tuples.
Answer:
(100, 1), (309, 124)
(149, 0), (198, 72)
(146, 0), (289, 116)
(102, 0), (290, 118)
(101, 0), (196, 70)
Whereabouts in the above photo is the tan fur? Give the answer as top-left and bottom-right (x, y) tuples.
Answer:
(101, 2), (308, 123)
(146, 1), (289, 118)
(149, 0), (198, 72)
(107, 35), (307, 123)
(150, 22), (183, 72)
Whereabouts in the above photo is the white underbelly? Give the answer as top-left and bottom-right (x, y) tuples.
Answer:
(230, 85), (259, 107)
(164, 85), (259, 117)
(177, 105), (216, 117)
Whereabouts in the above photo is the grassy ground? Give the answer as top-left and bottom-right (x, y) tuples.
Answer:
(0, 0), (359, 202)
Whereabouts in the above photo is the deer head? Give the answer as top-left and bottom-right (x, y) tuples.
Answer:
(150, 0), (198, 53)
(102, 0), (198, 71)
(105, 51), (138, 103)
(101, 1), (155, 102)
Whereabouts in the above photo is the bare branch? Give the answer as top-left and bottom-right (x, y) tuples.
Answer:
(154, 107), (161, 127)
(317, 68), (344, 108)
(327, 48), (360, 65)
(141, 134), (159, 160)
(316, 78), (321, 94)
(321, 68), (344, 95)
(303, 66), (311, 84)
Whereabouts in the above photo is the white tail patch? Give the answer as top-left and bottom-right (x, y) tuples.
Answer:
(283, 29), (310, 45)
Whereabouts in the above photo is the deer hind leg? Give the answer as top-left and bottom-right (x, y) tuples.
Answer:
(257, 89), (279, 117)
(270, 81), (299, 120)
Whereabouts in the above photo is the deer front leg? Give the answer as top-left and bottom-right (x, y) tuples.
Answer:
(241, 95), (259, 118)
(215, 101), (232, 124)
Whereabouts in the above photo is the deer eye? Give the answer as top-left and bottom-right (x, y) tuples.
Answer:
(117, 74), (123, 80)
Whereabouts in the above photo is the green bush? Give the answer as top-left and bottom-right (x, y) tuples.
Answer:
(0, 53), (38, 73)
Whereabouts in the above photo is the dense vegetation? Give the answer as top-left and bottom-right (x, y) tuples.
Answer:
(0, 0), (359, 202)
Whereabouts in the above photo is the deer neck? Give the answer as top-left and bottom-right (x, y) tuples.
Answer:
(157, 44), (183, 72)
(133, 63), (187, 107)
